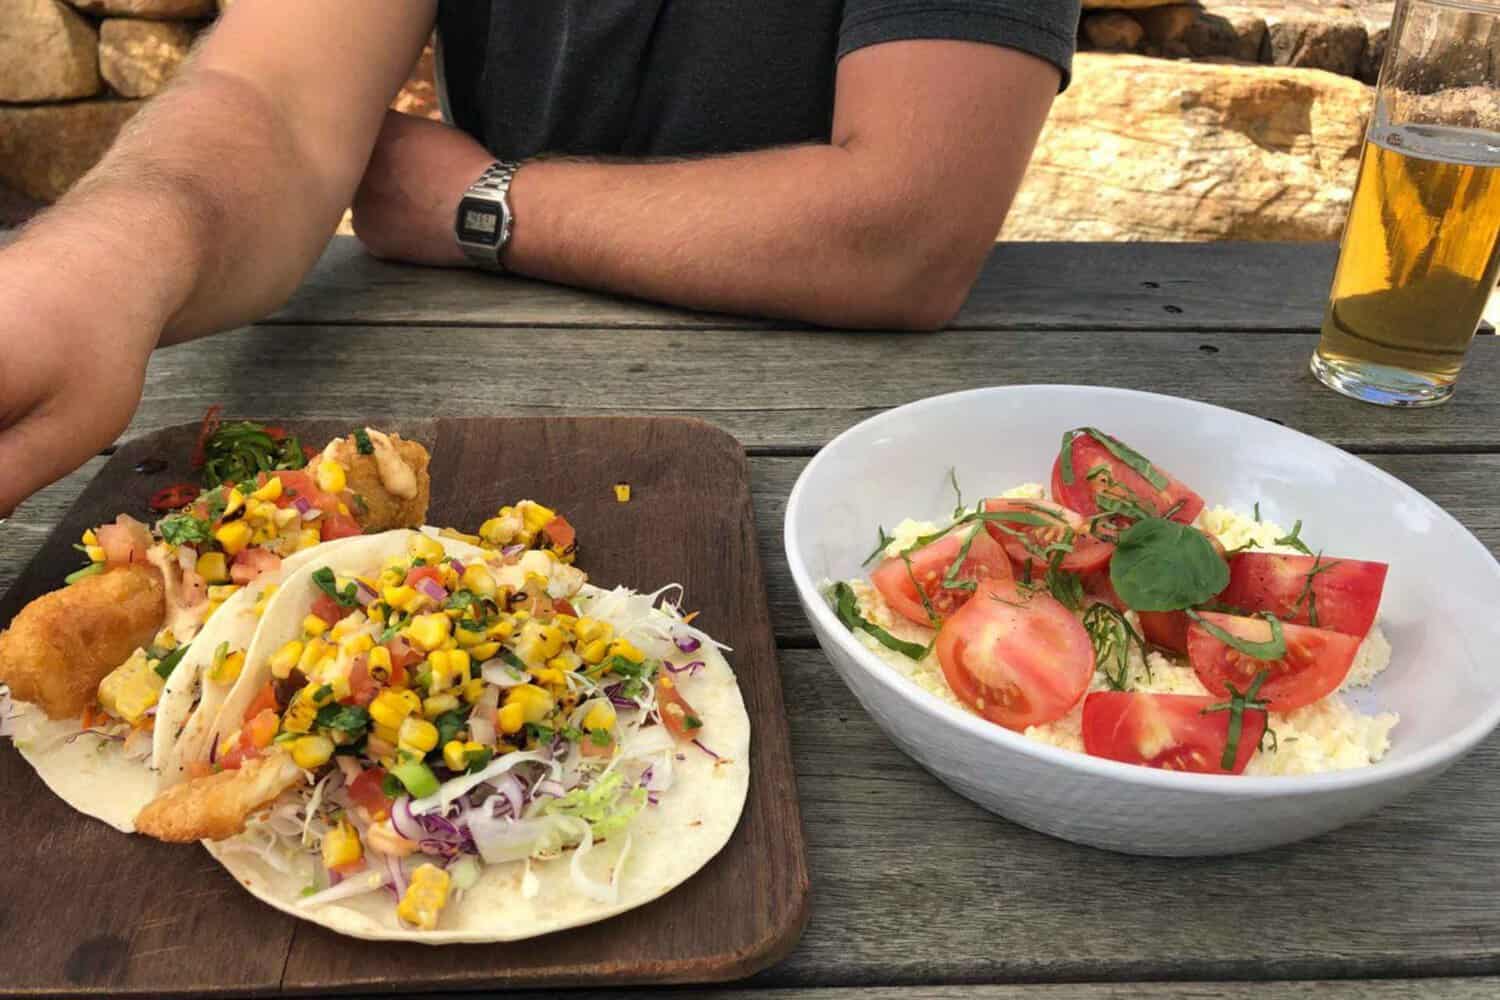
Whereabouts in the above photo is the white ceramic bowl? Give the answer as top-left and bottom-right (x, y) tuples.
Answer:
(785, 385), (1500, 855)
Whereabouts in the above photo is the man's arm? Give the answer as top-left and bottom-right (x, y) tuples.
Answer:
(353, 40), (1059, 330)
(0, 1), (434, 514)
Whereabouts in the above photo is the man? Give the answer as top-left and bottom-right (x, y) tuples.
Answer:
(0, 1), (1079, 515)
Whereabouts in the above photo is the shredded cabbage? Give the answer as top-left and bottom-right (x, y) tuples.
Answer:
(545, 771), (646, 840)
(408, 750), (557, 816)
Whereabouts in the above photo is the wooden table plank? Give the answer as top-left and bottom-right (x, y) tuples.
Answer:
(120, 325), (1500, 456)
(270, 238), (1338, 333)
(463, 981), (1500, 999)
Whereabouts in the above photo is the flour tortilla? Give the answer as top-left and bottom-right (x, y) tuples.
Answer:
(199, 534), (751, 942)
(8, 534), (372, 833)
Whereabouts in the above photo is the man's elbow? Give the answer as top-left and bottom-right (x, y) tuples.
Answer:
(826, 228), (988, 332)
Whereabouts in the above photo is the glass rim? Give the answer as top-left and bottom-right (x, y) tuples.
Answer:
(1410, 0), (1500, 12)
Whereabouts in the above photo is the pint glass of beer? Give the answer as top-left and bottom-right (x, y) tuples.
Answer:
(1312, 0), (1500, 406)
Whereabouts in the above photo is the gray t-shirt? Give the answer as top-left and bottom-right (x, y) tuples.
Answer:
(435, 0), (1080, 160)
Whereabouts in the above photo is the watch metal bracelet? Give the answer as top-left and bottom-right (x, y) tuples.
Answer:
(455, 160), (520, 270)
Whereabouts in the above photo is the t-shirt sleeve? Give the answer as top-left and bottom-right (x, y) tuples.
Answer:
(838, 0), (1081, 91)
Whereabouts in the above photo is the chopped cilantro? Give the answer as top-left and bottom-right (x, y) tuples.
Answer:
(158, 512), (212, 546)
(434, 710), (467, 749)
(314, 703), (371, 737)
(311, 567), (360, 608)
(353, 427), (374, 455)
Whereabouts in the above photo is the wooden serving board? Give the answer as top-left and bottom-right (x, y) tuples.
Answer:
(0, 417), (809, 996)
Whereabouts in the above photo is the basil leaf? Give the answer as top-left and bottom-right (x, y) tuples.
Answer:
(1187, 611), (1287, 661)
(831, 582), (929, 660)
(1058, 429), (1081, 487)
(1109, 519), (1229, 611)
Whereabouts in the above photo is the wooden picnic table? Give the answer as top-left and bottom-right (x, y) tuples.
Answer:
(7, 236), (1500, 999)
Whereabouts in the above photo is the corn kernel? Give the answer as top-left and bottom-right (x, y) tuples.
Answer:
(208, 584), (241, 603)
(297, 527), (322, 551)
(291, 734), (334, 769)
(583, 701), (617, 732)
(282, 694), (316, 734)
(442, 740), (469, 771)
(468, 641), (501, 662)
(407, 533), (446, 564)
(366, 645), (393, 681)
(297, 638), (331, 674)
(316, 460), (347, 494)
(322, 820), (363, 869)
(454, 625), (486, 649)
(518, 500), (557, 536)
(195, 551), (230, 584)
(396, 863), (451, 930)
(215, 520), (253, 557)
(396, 688), (422, 715)
(423, 693), (460, 719)
(486, 619), (515, 641)
(460, 677), (485, 703)
(82, 528), (98, 546)
(505, 683), (555, 724)
(546, 651), (582, 674)
(273, 506), (301, 529)
(86, 544), (106, 563)
(574, 617), (613, 644)
(458, 564), (497, 598)
(341, 633), (374, 657)
(497, 701), (524, 735)
(532, 667), (564, 687)
(369, 689), (414, 730)
(208, 649), (245, 685)
(438, 527), (483, 545)
(404, 613), (452, 652)
(398, 716), (439, 754)
(515, 621), (566, 665)
(578, 638), (610, 666)
(270, 640), (305, 680)
(337, 502), (350, 516)
(302, 614), (329, 637)
(222, 487), (246, 519)
(251, 476), (284, 502)
(97, 649), (162, 725)
(608, 637), (645, 663)
(614, 482), (631, 503)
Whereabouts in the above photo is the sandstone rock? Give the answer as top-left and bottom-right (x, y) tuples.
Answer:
(1081, 12), (1145, 52)
(391, 41), (442, 120)
(1138, 4), (1202, 50)
(1262, 0), (1367, 76)
(1357, 2), (1393, 82)
(100, 19), (195, 97)
(69, 0), (214, 18)
(0, 100), (142, 202)
(1173, 4), (1267, 62)
(1002, 53), (1372, 242)
(0, 0), (100, 102)
(1082, 0), (1190, 8)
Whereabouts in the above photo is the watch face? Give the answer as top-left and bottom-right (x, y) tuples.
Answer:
(457, 197), (503, 247)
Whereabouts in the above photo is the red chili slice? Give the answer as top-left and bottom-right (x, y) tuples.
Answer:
(149, 482), (202, 512)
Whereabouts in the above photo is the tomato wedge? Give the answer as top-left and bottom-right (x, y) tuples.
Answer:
(348, 767), (393, 817)
(1138, 610), (1190, 654)
(980, 498), (1114, 576)
(1187, 612), (1361, 712)
(320, 513), (363, 541)
(934, 578), (1093, 731)
(1219, 552), (1387, 637)
(1051, 430), (1204, 526)
(656, 675), (703, 739)
(310, 593), (347, 627)
(870, 525), (1013, 626)
(1082, 692), (1265, 774)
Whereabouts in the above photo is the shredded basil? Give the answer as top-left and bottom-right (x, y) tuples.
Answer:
(1058, 429), (1082, 486)
(1083, 427), (1169, 490)
(1202, 670), (1270, 770)
(1273, 520), (1315, 557)
(940, 525), (982, 593)
(831, 582), (929, 660)
(948, 468), (966, 518)
(1186, 610), (1287, 660)
(1083, 602), (1147, 691)
(901, 553), (941, 627)
(862, 525), (895, 566)
(1109, 519), (1229, 612)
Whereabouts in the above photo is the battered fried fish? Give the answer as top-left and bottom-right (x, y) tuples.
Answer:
(0, 565), (165, 720)
(135, 750), (305, 842)
(323, 428), (431, 532)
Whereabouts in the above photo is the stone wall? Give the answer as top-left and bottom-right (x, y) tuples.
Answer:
(1, 0), (1398, 241)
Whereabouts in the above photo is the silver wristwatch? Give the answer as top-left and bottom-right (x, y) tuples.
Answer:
(454, 160), (520, 269)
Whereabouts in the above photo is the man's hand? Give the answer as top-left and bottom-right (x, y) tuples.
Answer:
(0, 246), (151, 516)
(352, 112), (494, 267)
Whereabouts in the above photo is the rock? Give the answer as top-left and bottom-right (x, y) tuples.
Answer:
(391, 40), (442, 120)
(69, 0), (214, 18)
(1082, 0), (1189, 8)
(1173, 4), (1267, 62)
(1262, 0), (1367, 76)
(1081, 12), (1145, 52)
(0, 0), (100, 102)
(1002, 53), (1372, 242)
(1138, 4), (1202, 50)
(1357, 2), (1393, 82)
(99, 19), (195, 97)
(0, 100), (142, 202)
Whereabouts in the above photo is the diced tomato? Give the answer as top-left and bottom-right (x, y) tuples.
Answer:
(302, 444), (320, 463)
(385, 638), (422, 673)
(1219, 552), (1387, 637)
(656, 676), (703, 739)
(320, 513), (362, 541)
(230, 547), (283, 585)
(80, 704), (107, 730)
(981, 498), (1114, 576)
(1187, 612), (1362, 712)
(870, 525), (1013, 626)
(244, 682), (279, 723)
(245, 708), (279, 749)
(1138, 610), (1191, 654)
(271, 471), (339, 514)
(554, 598), (578, 618)
(97, 514), (152, 566)
(934, 578), (1093, 731)
(149, 482), (201, 513)
(543, 515), (576, 551)
(1082, 691), (1265, 775)
(348, 767), (393, 818)
(346, 655), (378, 706)
(1051, 429), (1204, 526)
(405, 565), (445, 590)
(310, 593), (346, 627)
(581, 732), (616, 758)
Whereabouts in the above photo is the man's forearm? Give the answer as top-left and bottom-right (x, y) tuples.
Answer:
(13, 68), (352, 346)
